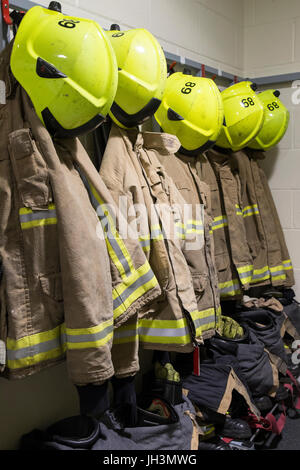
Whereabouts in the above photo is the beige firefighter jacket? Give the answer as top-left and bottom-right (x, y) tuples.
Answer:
(246, 149), (294, 288)
(205, 148), (254, 292)
(0, 43), (160, 384)
(185, 152), (242, 299)
(100, 124), (220, 351)
(230, 151), (271, 287)
(156, 151), (221, 338)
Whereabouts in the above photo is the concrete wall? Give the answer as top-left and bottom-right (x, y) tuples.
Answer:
(258, 82), (300, 299)
(35, 0), (245, 76)
(244, 0), (300, 77)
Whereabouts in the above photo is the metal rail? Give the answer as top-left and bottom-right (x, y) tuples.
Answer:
(1, 0), (298, 86)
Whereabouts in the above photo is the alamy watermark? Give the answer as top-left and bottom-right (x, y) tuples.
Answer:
(0, 80), (5, 105)
(291, 340), (300, 365)
(291, 80), (300, 105)
(95, 196), (205, 252)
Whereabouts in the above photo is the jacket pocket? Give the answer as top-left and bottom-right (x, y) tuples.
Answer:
(192, 273), (208, 301)
(8, 128), (51, 209)
(39, 272), (63, 303)
(39, 272), (64, 327)
(175, 181), (191, 204)
(215, 252), (230, 274)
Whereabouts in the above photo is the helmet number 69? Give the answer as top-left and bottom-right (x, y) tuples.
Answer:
(181, 82), (196, 95)
(58, 19), (80, 28)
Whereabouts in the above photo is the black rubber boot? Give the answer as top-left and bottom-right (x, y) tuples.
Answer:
(199, 436), (232, 450)
(217, 415), (252, 439)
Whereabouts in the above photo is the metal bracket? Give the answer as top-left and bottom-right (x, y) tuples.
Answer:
(1, 0), (12, 25)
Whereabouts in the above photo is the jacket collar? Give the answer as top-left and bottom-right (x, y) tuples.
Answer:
(118, 125), (181, 155)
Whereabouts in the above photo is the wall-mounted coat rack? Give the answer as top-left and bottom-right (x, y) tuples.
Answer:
(1, 0), (300, 87)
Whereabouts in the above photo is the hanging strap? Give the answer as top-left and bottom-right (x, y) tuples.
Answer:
(285, 369), (300, 410)
(265, 403), (286, 435)
(193, 347), (200, 376)
(243, 405), (286, 435)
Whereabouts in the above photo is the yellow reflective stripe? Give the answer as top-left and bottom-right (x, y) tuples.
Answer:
(65, 319), (112, 337)
(283, 259), (293, 271)
(212, 215), (228, 231)
(113, 334), (138, 345)
(139, 317), (191, 345)
(150, 225), (164, 240)
(142, 245), (151, 253)
(7, 347), (66, 370)
(140, 317), (187, 330)
(219, 279), (242, 297)
(214, 215), (226, 222)
(112, 321), (139, 345)
(19, 204), (57, 230)
(112, 262), (158, 321)
(270, 265), (284, 272)
(139, 235), (150, 241)
(66, 331), (113, 350)
(6, 320), (114, 369)
(237, 265), (253, 284)
(20, 218), (57, 230)
(235, 205), (243, 216)
(6, 325), (62, 350)
(251, 266), (271, 283)
(19, 203), (56, 215)
(270, 264), (286, 282)
(272, 274), (286, 281)
(253, 266), (269, 275)
(191, 307), (217, 334)
(89, 183), (135, 280)
(237, 265), (254, 273)
(186, 228), (204, 234)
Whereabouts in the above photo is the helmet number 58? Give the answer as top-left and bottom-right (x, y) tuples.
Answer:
(181, 82), (196, 94)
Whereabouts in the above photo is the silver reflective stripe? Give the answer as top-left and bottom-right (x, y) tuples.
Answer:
(7, 336), (64, 361)
(113, 267), (155, 310)
(176, 226), (185, 235)
(252, 269), (270, 280)
(96, 203), (131, 276)
(19, 208), (57, 223)
(150, 228), (163, 238)
(139, 239), (150, 248)
(271, 269), (285, 277)
(66, 324), (113, 344)
(187, 223), (203, 229)
(238, 270), (253, 279)
(212, 217), (228, 228)
(219, 283), (241, 295)
(114, 328), (137, 340)
(139, 325), (189, 337)
(283, 260), (293, 269)
(193, 315), (216, 330)
(243, 208), (259, 217)
(0, 340), (6, 366)
(7, 324), (114, 361)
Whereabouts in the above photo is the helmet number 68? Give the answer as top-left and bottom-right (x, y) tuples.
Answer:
(267, 102), (280, 111)
(241, 97), (255, 107)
